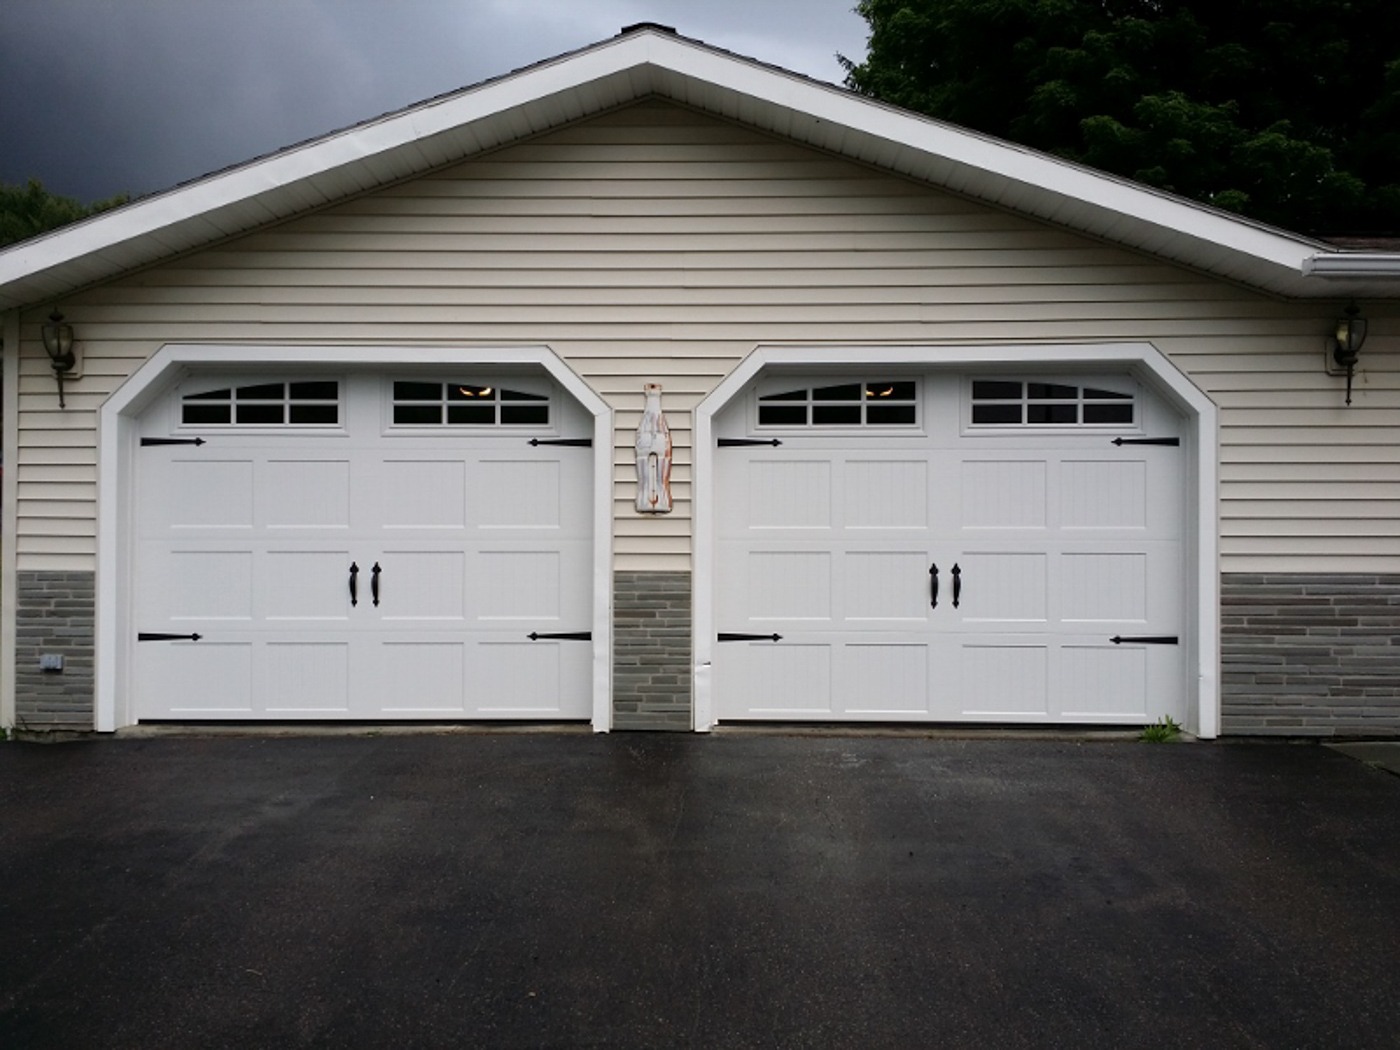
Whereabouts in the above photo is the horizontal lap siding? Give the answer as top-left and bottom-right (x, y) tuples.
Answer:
(13, 99), (1399, 572)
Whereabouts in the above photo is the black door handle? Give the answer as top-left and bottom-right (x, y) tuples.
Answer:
(929, 563), (938, 608)
(951, 563), (961, 608)
(349, 562), (359, 607)
(371, 562), (381, 607)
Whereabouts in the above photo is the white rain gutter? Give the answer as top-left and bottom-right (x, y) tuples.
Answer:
(1302, 253), (1400, 278)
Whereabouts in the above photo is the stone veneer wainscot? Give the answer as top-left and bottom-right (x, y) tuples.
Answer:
(612, 571), (692, 730)
(1221, 573), (1400, 735)
(15, 571), (96, 730)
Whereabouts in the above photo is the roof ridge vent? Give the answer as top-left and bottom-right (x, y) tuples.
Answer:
(619, 22), (677, 36)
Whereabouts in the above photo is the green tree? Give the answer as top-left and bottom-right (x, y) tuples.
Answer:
(843, 0), (1400, 234)
(0, 179), (130, 248)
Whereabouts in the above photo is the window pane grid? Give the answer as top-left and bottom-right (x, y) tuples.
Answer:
(391, 382), (550, 427)
(758, 380), (918, 428)
(181, 382), (340, 426)
(970, 380), (1134, 427)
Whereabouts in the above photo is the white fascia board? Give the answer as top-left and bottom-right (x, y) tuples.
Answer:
(640, 38), (1327, 279)
(0, 37), (658, 307)
(0, 28), (1342, 307)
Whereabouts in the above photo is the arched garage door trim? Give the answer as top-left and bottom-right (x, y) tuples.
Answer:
(97, 344), (613, 732)
(693, 343), (1219, 738)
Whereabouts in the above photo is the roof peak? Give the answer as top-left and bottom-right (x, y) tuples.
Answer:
(618, 23), (677, 37)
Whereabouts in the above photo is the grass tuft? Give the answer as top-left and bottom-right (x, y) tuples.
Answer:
(1139, 715), (1182, 743)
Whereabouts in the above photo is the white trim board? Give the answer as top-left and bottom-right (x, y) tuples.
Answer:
(96, 343), (614, 732)
(1, 310), (20, 731)
(692, 341), (1220, 738)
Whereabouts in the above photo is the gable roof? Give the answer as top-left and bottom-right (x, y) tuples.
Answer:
(3, 23), (1399, 311)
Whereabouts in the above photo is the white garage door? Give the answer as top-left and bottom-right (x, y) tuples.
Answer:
(133, 372), (593, 720)
(714, 373), (1185, 725)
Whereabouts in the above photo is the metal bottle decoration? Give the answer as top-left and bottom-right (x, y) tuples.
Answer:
(635, 383), (673, 513)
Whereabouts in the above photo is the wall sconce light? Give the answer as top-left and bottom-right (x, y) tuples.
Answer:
(1328, 303), (1367, 406)
(40, 309), (77, 409)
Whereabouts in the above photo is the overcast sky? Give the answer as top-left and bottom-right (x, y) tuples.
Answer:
(1, 0), (869, 204)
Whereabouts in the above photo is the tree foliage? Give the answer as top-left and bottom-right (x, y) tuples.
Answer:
(0, 179), (130, 249)
(844, 0), (1400, 234)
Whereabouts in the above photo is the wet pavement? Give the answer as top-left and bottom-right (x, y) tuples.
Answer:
(2, 732), (1398, 1048)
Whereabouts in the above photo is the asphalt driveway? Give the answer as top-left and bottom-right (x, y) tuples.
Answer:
(2, 732), (1398, 1048)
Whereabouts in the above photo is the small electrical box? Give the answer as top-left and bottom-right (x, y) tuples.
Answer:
(39, 654), (64, 672)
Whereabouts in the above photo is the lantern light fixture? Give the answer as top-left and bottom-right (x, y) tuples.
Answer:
(40, 309), (77, 409)
(1328, 303), (1368, 406)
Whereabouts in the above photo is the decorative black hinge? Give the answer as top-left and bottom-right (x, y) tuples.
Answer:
(1111, 437), (1179, 446)
(527, 631), (592, 641)
(718, 438), (783, 447)
(140, 437), (207, 447)
(1109, 635), (1179, 645)
(138, 632), (202, 642)
(717, 632), (783, 642)
(529, 438), (592, 447)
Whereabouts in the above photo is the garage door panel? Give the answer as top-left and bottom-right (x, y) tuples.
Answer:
(376, 551), (466, 621)
(474, 639), (589, 715)
(844, 459), (929, 529)
(746, 550), (832, 620)
(474, 458), (564, 529)
(374, 641), (467, 714)
(718, 642), (833, 716)
(956, 552), (1048, 623)
(265, 550), (354, 621)
(262, 641), (351, 714)
(262, 460), (351, 529)
(1058, 644), (1152, 719)
(747, 459), (832, 530)
(841, 642), (931, 716)
(1062, 451), (1184, 533)
(843, 550), (931, 621)
(960, 459), (1048, 529)
(1060, 459), (1146, 529)
(158, 459), (255, 529)
(960, 643), (1050, 717)
(474, 550), (564, 621)
(1059, 552), (1149, 622)
(159, 549), (254, 621)
(380, 459), (468, 529)
(141, 642), (253, 716)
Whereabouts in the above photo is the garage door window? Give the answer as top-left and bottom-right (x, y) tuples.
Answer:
(391, 382), (550, 427)
(181, 381), (340, 426)
(758, 380), (917, 427)
(970, 380), (1134, 426)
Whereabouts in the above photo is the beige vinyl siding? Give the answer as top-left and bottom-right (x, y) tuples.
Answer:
(12, 99), (1399, 572)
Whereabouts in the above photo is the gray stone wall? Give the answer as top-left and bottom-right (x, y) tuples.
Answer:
(14, 570), (96, 730)
(1221, 573), (1400, 736)
(612, 570), (692, 730)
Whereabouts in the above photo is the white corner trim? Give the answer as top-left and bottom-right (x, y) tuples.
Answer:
(1, 310), (20, 730)
(693, 341), (1220, 738)
(96, 343), (613, 732)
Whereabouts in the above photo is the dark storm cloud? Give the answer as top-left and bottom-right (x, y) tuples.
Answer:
(1, 0), (866, 203)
